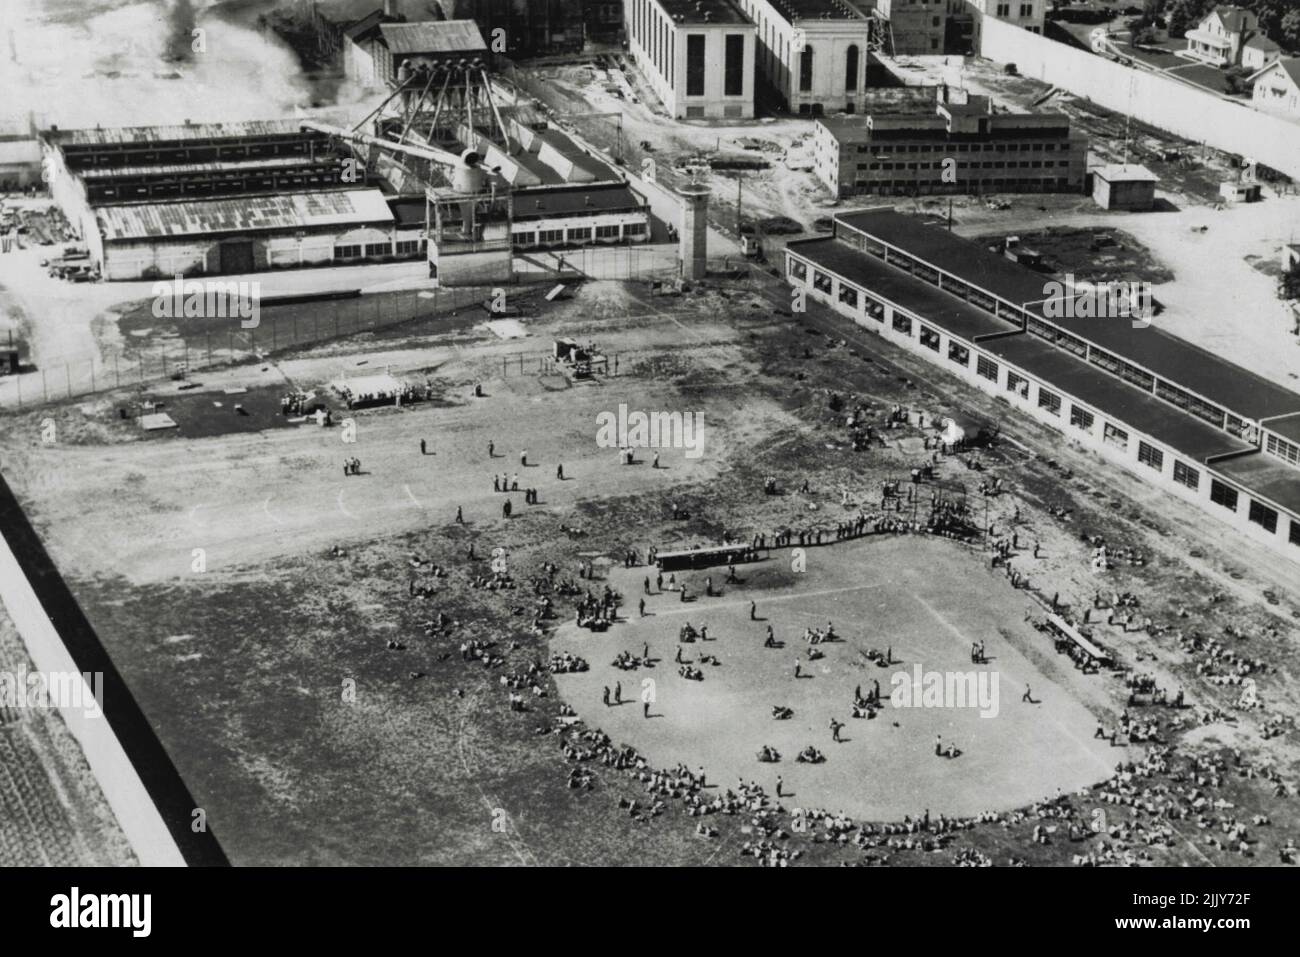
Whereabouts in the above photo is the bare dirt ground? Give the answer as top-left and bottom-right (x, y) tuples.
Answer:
(513, 50), (1300, 394)
(553, 536), (1120, 822)
(3, 265), (1300, 866)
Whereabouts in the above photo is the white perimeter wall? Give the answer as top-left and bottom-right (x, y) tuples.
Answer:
(0, 533), (186, 866)
(979, 17), (1300, 181)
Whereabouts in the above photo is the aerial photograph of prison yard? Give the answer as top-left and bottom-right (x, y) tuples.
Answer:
(1, 0), (1300, 879)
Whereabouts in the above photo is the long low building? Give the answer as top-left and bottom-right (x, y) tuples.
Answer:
(784, 208), (1300, 561)
(88, 189), (414, 279)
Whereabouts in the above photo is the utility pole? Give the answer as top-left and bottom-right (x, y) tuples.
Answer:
(736, 173), (743, 239)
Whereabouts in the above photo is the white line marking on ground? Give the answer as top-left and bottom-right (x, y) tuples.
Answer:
(648, 583), (883, 619)
(403, 484), (422, 509)
(262, 496), (285, 526)
(336, 488), (356, 519)
(186, 504), (209, 529)
(914, 594), (1114, 776)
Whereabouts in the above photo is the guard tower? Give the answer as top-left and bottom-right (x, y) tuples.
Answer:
(677, 182), (710, 281)
(426, 178), (514, 286)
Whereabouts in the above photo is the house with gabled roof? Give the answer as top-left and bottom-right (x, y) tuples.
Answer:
(1181, 5), (1259, 67)
(1249, 57), (1300, 116)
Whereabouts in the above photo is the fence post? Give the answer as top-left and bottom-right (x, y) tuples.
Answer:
(42, 368), (47, 403)
(114, 353), (120, 389)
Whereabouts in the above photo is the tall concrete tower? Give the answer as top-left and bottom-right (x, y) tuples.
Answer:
(677, 183), (710, 282)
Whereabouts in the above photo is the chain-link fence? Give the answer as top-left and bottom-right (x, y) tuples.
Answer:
(0, 247), (789, 412)
(0, 284), (489, 412)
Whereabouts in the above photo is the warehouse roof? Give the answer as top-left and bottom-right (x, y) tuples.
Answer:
(833, 208), (1300, 422)
(513, 184), (648, 220)
(981, 336), (1256, 463)
(1263, 412), (1300, 444)
(378, 20), (487, 55)
(46, 120), (308, 148)
(78, 155), (334, 180)
(787, 237), (1017, 342)
(96, 189), (393, 241)
(656, 0), (752, 25)
(1212, 453), (1300, 515)
(1092, 163), (1158, 183)
(764, 0), (872, 23)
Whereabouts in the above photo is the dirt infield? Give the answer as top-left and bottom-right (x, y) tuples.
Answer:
(3, 273), (1299, 866)
(553, 536), (1119, 821)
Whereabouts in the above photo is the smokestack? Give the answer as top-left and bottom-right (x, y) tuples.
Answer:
(384, 0), (397, 16)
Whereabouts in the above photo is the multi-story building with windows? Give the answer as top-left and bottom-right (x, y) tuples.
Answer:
(734, 0), (875, 115)
(874, 0), (947, 54)
(813, 88), (1086, 198)
(783, 207), (1300, 561)
(968, 0), (1045, 50)
(624, 0), (756, 119)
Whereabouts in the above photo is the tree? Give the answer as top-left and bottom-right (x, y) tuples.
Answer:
(1281, 258), (1300, 303)
(1280, 8), (1300, 51)
(1224, 65), (1251, 94)
(1166, 0), (1214, 38)
(1128, 17), (1158, 45)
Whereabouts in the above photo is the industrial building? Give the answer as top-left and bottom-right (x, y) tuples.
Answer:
(624, 0), (757, 120)
(323, 18), (651, 284)
(813, 89), (1087, 198)
(735, 0), (876, 114)
(40, 18), (650, 283)
(783, 208), (1300, 562)
(438, 0), (587, 56)
(40, 119), (424, 281)
(1091, 164), (1158, 211)
(873, 0), (946, 54)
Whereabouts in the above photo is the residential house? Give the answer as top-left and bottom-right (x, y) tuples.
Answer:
(1181, 5), (1259, 67)
(1249, 57), (1300, 116)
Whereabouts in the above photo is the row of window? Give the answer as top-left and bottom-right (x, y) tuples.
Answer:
(857, 160), (1072, 171)
(1265, 433), (1300, 467)
(843, 222), (1246, 444)
(793, 249), (1300, 549)
(512, 222), (643, 246)
(855, 142), (1065, 155)
(631, 0), (674, 85)
(335, 239), (426, 260)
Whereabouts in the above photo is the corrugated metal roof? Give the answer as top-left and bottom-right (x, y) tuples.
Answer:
(379, 20), (487, 55)
(49, 120), (307, 148)
(96, 189), (394, 241)
(79, 155), (331, 179)
(513, 184), (648, 220)
(832, 209), (1300, 422)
